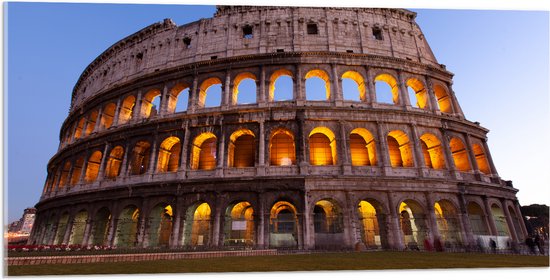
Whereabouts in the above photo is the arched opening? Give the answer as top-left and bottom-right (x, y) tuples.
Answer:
(199, 77), (222, 108)
(68, 210), (88, 245)
(168, 83), (190, 113)
(191, 133), (217, 170)
(508, 206), (524, 240)
(399, 200), (428, 250)
(309, 127), (337, 166)
(269, 128), (296, 166)
(84, 151), (103, 183)
(57, 161), (71, 190)
(491, 204), (510, 236)
(387, 130), (414, 167)
(157, 137), (181, 172)
(406, 78), (428, 109)
(305, 69), (331, 101)
(233, 73), (257, 105)
(73, 118), (85, 140)
(434, 84), (454, 113)
(375, 74), (399, 104)
(114, 206), (140, 248)
(350, 128), (377, 166)
(105, 146), (124, 179)
(450, 137), (471, 172)
(269, 201), (298, 248)
(142, 89), (161, 119)
(84, 109), (99, 136)
(42, 213), (57, 245)
(224, 201), (255, 247)
(313, 199), (344, 249)
(228, 129), (255, 168)
(358, 200), (387, 248)
(129, 141), (151, 175)
(99, 103), (116, 130)
(146, 204), (173, 248)
(419, 133), (446, 169)
(182, 202), (211, 246)
(53, 212), (69, 245)
(434, 200), (462, 247)
(90, 208), (111, 246)
(342, 71), (366, 102)
(118, 95), (136, 125)
(472, 143), (491, 174)
(467, 202), (490, 236)
(269, 69), (293, 101)
(69, 157), (84, 185)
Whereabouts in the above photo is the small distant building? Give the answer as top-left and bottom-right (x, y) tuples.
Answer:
(9, 207), (36, 234)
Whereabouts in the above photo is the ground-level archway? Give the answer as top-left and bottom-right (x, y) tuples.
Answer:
(399, 200), (428, 250)
(357, 200), (387, 249)
(223, 201), (255, 247)
(269, 201), (298, 248)
(182, 202), (211, 247)
(114, 205), (140, 248)
(146, 204), (173, 247)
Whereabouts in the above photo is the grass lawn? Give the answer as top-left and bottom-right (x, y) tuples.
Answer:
(8, 251), (549, 276)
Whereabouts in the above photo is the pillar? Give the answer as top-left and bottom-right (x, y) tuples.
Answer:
(62, 214), (75, 245)
(513, 201), (529, 239)
(440, 129), (459, 178)
(376, 122), (391, 174)
(425, 192), (441, 244)
(211, 197), (222, 248)
(259, 65), (266, 105)
(147, 136), (158, 175)
(96, 143), (110, 182)
(457, 191), (475, 246)
(409, 124), (424, 175)
(398, 70), (411, 108)
(387, 192), (404, 250)
(256, 192), (265, 248)
(482, 139), (499, 177)
(482, 196), (498, 236)
(257, 120), (266, 175)
(159, 83), (170, 116)
(93, 106), (104, 133)
(425, 76), (439, 113)
(332, 64), (342, 104)
(132, 90), (143, 122)
(112, 97), (122, 127)
(464, 134), (480, 174)
(188, 75), (198, 114)
(365, 66), (376, 106)
(295, 65), (304, 102)
(501, 199), (518, 241)
(179, 121), (190, 175)
(120, 140), (131, 177)
(169, 198), (183, 248)
(81, 218), (93, 246)
(223, 71), (231, 108)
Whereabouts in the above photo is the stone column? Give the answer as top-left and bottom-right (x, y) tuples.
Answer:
(81, 218), (93, 247)
(256, 192), (265, 248)
(339, 121), (351, 174)
(365, 66), (376, 106)
(216, 125), (226, 177)
(159, 83), (170, 116)
(259, 65), (266, 106)
(132, 90), (143, 122)
(343, 191), (357, 249)
(147, 135), (158, 175)
(223, 71), (231, 108)
(96, 143), (110, 182)
(93, 106), (104, 133)
(120, 140), (131, 177)
(179, 121), (190, 176)
(376, 122), (391, 174)
(387, 192), (404, 250)
(464, 134), (480, 174)
(211, 196), (222, 248)
(112, 98), (122, 127)
(501, 199), (518, 241)
(425, 76), (439, 113)
(425, 192), (441, 244)
(409, 124), (424, 175)
(332, 64), (342, 105)
(482, 139), (499, 177)
(447, 84), (465, 117)
(297, 213), (304, 250)
(62, 214), (75, 245)
(440, 129), (459, 179)
(169, 198), (183, 248)
(302, 197), (313, 249)
(513, 201), (529, 239)
(295, 65), (304, 103)
(257, 120), (266, 175)
(78, 153), (89, 185)
(482, 196), (498, 236)
(136, 199), (149, 248)
(457, 191), (475, 246)
(398, 70), (411, 109)
(106, 215), (118, 247)
(188, 75), (198, 114)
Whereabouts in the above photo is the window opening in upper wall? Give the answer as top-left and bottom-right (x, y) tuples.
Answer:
(307, 23), (318, 35)
(183, 37), (192, 49)
(243, 25), (253, 39)
(372, 28), (383, 40)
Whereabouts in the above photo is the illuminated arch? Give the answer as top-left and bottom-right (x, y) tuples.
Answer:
(269, 201), (298, 248)
(375, 74), (399, 104)
(434, 200), (462, 245)
(157, 136), (181, 172)
(57, 161), (72, 190)
(419, 133), (446, 169)
(73, 118), (85, 140)
(387, 130), (414, 167)
(129, 141), (152, 175)
(105, 146), (124, 179)
(68, 210), (88, 245)
(183, 202), (211, 246)
(114, 205), (140, 247)
(305, 69), (331, 101)
(358, 200), (386, 248)
(84, 151), (103, 183)
(232, 72), (257, 105)
(167, 83), (190, 113)
(117, 95), (135, 125)
(198, 77), (222, 108)
(434, 84), (454, 113)
(191, 132), (217, 170)
(399, 200), (428, 249)
(350, 128), (377, 166)
(313, 199), (343, 234)
(269, 128), (296, 166)
(406, 78), (428, 109)
(70, 156), (84, 186)
(472, 143), (491, 174)
(449, 137), (471, 172)
(467, 202), (489, 235)
(269, 69), (294, 101)
(228, 129), (255, 168)
(342, 71), (366, 101)
(309, 127), (337, 166)
(89, 207), (111, 246)
(141, 89), (162, 119)
(147, 204), (173, 247)
(224, 201), (255, 246)
(99, 103), (116, 130)
(83, 109), (99, 136)
(491, 204), (511, 236)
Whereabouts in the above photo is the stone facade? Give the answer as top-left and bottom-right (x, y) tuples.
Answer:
(30, 6), (527, 251)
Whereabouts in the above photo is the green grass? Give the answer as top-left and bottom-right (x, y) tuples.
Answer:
(8, 251), (549, 276)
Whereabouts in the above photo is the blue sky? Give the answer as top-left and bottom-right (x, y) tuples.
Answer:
(4, 2), (549, 223)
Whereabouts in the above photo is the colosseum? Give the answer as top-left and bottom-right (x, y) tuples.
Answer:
(29, 6), (528, 251)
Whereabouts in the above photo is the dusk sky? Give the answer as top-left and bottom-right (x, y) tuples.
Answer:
(4, 1), (549, 223)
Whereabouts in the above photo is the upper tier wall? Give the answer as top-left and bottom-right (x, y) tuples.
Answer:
(71, 7), (439, 111)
